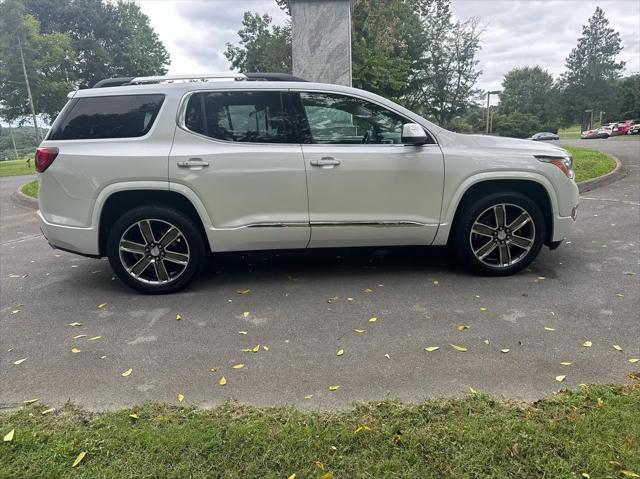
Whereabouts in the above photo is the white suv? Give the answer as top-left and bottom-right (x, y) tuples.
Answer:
(36, 73), (579, 293)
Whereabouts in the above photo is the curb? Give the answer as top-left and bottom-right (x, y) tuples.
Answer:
(11, 153), (625, 210)
(12, 185), (38, 209)
(576, 154), (626, 193)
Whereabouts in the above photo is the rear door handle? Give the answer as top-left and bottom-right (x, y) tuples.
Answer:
(310, 157), (341, 168)
(177, 158), (210, 169)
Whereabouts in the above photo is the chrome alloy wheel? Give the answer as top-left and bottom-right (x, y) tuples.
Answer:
(469, 203), (535, 268)
(118, 219), (190, 285)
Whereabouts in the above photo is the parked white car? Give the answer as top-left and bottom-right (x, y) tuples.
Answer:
(36, 74), (579, 293)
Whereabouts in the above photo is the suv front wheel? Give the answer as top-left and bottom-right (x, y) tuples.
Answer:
(107, 206), (206, 293)
(453, 191), (545, 276)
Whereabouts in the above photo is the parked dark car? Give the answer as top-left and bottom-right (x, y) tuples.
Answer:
(528, 132), (559, 141)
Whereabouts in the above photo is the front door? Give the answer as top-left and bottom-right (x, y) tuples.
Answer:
(169, 90), (310, 251)
(294, 91), (445, 248)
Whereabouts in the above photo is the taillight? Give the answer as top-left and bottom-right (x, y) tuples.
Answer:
(35, 147), (59, 173)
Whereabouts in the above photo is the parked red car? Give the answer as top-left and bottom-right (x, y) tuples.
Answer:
(611, 119), (637, 136)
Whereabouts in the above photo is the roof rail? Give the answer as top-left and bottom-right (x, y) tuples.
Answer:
(91, 72), (306, 89)
(128, 73), (247, 84)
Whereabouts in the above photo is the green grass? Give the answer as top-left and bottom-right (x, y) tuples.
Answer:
(564, 145), (617, 182)
(1, 385), (639, 478)
(20, 179), (39, 198)
(0, 158), (35, 177)
(558, 124), (582, 140)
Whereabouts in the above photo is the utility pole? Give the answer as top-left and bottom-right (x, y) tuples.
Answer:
(17, 33), (41, 144)
(485, 90), (501, 134)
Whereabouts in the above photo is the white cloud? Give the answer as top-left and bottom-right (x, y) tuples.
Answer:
(137, 0), (639, 91)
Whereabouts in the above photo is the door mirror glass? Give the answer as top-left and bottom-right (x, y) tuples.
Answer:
(401, 123), (429, 145)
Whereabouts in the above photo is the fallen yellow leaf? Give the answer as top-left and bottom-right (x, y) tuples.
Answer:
(560, 362), (572, 366)
(629, 358), (639, 363)
(621, 471), (640, 478)
(480, 307), (488, 311)
(369, 317), (377, 323)
(424, 346), (439, 352)
(236, 288), (251, 294)
(97, 303), (107, 309)
(450, 344), (468, 352)
(304, 394), (313, 400)
(243, 311), (250, 318)
(175, 314), (182, 321)
(469, 387), (477, 394)
(71, 347), (81, 353)
(353, 328), (366, 333)
(581, 473), (591, 478)
(354, 425), (372, 433)
(68, 322), (82, 327)
(457, 324), (469, 331)
(328, 385), (340, 391)
(320, 472), (334, 479)
(364, 288), (373, 293)
(71, 451), (86, 467)
(251, 344), (260, 352)
(121, 368), (133, 377)
(500, 349), (510, 353)
(232, 364), (245, 369)
(613, 344), (623, 351)
(129, 413), (139, 420)
(238, 331), (248, 335)
(3, 429), (14, 442)
(73, 334), (87, 339)
(89, 336), (101, 341)
(384, 353), (390, 359)
(219, 376), (227, 386)
(583, 341), (592, 348)
(13, 357), (28, 365)
(263, 345), (269, 351)
(177, 393), (185, 402)
(336, 349), (344, 356)
(11, 310), (20, 314)
(555, 375), (566, 382)
(288, 474), (296, 479)
(544, 326), (556, 331)
(23, 398), (39, 405)
(41, 408), (55, 415)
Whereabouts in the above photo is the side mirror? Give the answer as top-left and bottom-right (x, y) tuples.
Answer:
(401, 123), (429, 145)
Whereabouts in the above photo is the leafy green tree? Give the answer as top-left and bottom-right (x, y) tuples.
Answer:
(351, 0), (413, 100)
(224, 13), (291, 73)
(610, 74), (640, 121)
(492, 112), (542, 138)
(403, 0), (483, 128)
(0, 1), (75, 123)
(23, 0), (169, 88)
(560, 7), (625, 122)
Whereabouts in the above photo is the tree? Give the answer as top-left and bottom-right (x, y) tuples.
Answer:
(0, 1), (75, 123)
(403, 0), (483, 128)
(224, 12), (291, 73)
(610, 74), (640, 121)
(23, 0), (170, 88)
(351, 0), (413, 101)
(560, 7), (625, 122)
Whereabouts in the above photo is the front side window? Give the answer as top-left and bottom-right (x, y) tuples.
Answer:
(48, 94), (164, 140)
(299, 92), (415, 145)
(184, 91), (290, 143)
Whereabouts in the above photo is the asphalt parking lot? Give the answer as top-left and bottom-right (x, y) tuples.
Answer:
(1, 138), (638, 411)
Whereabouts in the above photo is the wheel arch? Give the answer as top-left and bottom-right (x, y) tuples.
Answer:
(444, 177), (556, 246)
(96, 184), (212, 256)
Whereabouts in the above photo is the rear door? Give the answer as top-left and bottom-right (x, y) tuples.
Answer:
(169, 90), (310, 251)
(293, 90), (445, 248)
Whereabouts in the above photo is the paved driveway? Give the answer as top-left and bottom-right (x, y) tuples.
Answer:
(1, 138), (638, 411)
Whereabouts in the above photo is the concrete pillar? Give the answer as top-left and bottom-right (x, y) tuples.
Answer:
(290, 0), (352, 86)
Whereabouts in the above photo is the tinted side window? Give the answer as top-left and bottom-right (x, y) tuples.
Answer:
(49, 94), (164, 140)
(299, 92), (411, 145)
(184, 91), (290, 143)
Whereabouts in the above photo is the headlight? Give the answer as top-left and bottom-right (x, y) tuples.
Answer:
(535, 155), (574, 179)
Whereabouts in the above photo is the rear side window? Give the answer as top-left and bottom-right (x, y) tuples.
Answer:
(48, 94), (165, 140)
(184, 91), (291, 143)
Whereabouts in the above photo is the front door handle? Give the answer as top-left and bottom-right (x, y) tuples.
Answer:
(177, 158), (210, 169)
(310, 157), (341, 168)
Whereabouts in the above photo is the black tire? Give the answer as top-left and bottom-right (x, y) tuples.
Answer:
(107, 206), (206, 294)
(452, 191), (545, 276)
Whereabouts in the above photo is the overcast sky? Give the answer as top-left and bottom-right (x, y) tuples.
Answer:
(136, 0), (639, 94)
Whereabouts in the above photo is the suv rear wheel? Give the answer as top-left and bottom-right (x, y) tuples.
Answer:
(107, 206), (206, 293)
(453, 191), (545, 276)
